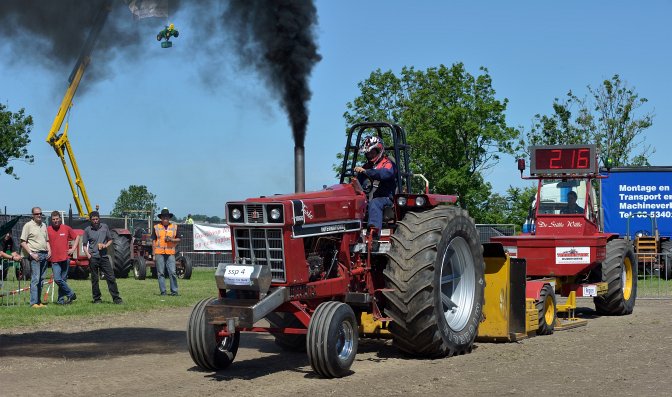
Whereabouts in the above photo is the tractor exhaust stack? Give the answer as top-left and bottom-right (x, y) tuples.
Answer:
(295, 146), (305, 193)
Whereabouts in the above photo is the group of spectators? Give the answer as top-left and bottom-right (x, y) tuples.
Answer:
(1, 206), (183, 307)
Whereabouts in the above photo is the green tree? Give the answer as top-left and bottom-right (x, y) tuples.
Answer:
(111, 185), (158, 218)
(478, 185), (536, 229)
(343, 63), (521, 220)
(523, 75), (654, 166)
(0, 103), (34, 179)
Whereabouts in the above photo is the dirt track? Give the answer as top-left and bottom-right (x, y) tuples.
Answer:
(2, 299), (672, 397)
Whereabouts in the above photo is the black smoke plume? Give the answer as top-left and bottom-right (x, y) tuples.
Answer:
(0, 0), (321, 147)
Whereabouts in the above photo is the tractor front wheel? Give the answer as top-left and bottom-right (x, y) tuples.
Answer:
(594, 239), (637, 315)
(536, 284), (556, 335)
(176, 255), (192, 279)
(383, 207), (485, 357)
(307, 301), (358, 378)
(133, 257), (147, 280)
(187, 298), (239, 371)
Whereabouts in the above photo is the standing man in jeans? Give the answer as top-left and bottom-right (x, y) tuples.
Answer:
(153, 208), (180, 296)
(83, 211), (123, 304)
(20, 207), (51, 308)
(47, 211), (79, 305)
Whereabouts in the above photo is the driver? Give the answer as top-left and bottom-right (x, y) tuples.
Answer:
(560, 190), (584, 214)
(354, 136), (397, 236)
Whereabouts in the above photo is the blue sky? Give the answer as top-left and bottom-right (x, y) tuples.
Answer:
(1, 0), (669, 218)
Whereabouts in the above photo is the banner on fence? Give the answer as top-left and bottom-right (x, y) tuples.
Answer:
(193, 224), (231, 250)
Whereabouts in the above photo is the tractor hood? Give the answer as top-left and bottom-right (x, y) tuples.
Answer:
(226, 182), (367, 231)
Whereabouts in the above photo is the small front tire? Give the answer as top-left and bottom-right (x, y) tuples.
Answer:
(307, 301), (358, 378)
(536, 284), (556, 335)
(187, 298), (239, 371)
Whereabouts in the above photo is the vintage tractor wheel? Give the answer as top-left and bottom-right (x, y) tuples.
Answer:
(110, 231), (132, 278)
(69, 265), (90, 280)
(133, 257), (147, 280)
(16, 258), (31, 281)
(659, 241), (672, 280)
(176, 255), (192, 279)
(266, 312), (307, 352)
(536, 284), (557, 335)
(383, 207), (485, 357)
(187, 297), (240, 371)
(594, 239), (637, 315)
(307, 301), (358, 378)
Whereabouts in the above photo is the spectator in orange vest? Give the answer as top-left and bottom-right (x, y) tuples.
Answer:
(152, 208), (181, 296)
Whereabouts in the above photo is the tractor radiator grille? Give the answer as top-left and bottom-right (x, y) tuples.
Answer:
(246, 204), (264, 224)
(234, 228), (286, 282)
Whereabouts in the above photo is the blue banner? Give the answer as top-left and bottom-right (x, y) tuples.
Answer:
(601, 170), (672, 238)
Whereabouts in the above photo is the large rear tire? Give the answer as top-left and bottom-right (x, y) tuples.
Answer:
(383, 207), (485, 357)
(266, 312), (307, 352)
(110, 231), (132, 278)
(69, 265), (90, 280)
(187, 298), (239, 371)
(536, 284), (556, 335)
(133, 257), (147, 280)
(594, 239), (637, 315)
(307, 301), (358, 378)
(659, 241), (672, 280)
(176, 255), (192, 279)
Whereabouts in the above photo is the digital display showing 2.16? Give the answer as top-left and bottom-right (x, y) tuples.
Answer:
(530, 145), (596, 175)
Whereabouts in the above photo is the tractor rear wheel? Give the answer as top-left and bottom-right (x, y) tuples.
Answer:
(659, 241), (672, 280)
(176, 255), (192, 279)
(307, 301), (358, 378)
(133, 257), (147, 280)
(383, 207), (485, 357)
(110, 231), (132, 278)
(594, 239), (637, 315)
(266, 312), (307, 352)
(536, 284), (556, 335)
(187, 297), (239, 371)
(69, 265), (90, 280)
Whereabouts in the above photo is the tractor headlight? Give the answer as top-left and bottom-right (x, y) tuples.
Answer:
(397, 196), (407, 207)
(270, 208), (281, 220)
(231, 208), (242, 220)
(415, 196), (426, 206)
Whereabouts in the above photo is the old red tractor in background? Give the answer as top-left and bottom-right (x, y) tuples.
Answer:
(492, 144), (637, 335)
(131, 219), (192, 280)
(186, 122), (487, 377)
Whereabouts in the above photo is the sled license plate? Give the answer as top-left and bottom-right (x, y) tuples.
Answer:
(582, 285), (598, 297)
(224, 265), (254, 286)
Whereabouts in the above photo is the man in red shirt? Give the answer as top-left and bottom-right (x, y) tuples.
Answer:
(47, 211), (79, 304)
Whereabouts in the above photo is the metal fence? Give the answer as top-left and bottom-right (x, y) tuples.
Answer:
(636, 252), (672, 299)
(476, 224), (518, 244)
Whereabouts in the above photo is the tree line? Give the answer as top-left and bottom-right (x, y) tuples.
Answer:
(2, 64), (654, 229)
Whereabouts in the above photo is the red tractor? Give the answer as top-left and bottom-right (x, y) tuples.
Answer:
(492, 144), (637, 334)
(130, 220), (192, 280)
(186, 122), (487, 377)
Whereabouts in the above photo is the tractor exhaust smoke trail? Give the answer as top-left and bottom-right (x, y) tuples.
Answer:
(223, 0), (321, 192)
(0, 0), (321, 193)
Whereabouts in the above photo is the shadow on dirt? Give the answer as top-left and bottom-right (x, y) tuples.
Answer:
(0, 327), (186, 359)
(194, 335), (423, 381)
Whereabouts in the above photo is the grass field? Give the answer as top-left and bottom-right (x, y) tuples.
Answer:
(0, 266), (218, 329)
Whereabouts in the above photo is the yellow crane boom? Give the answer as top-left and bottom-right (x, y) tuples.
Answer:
(45, 2), (111, 217)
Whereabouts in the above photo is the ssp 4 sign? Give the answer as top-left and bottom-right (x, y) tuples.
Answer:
(224, 265), (254, 286)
